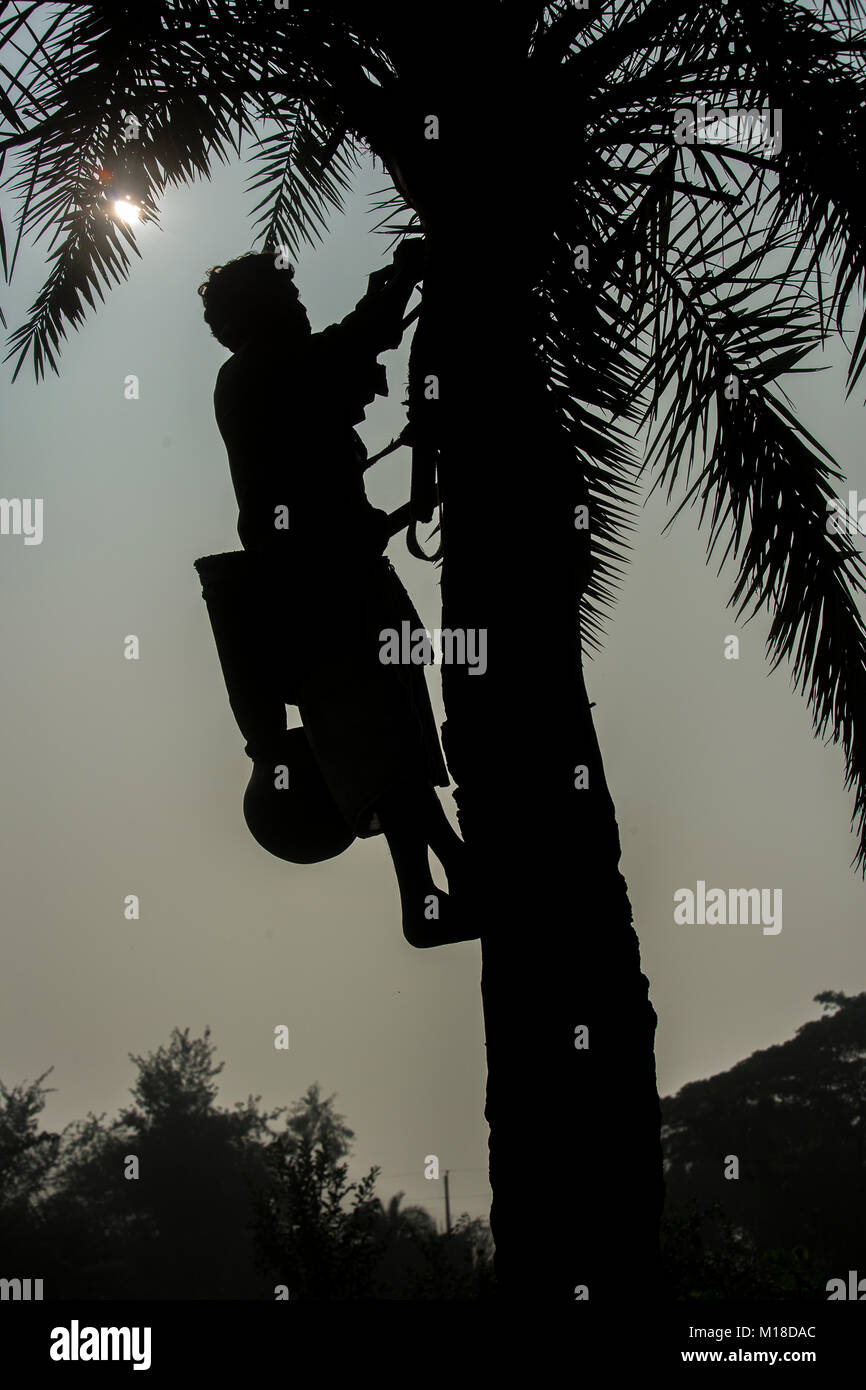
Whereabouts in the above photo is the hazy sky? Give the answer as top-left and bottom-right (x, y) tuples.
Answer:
(1, 150), (864, 1229)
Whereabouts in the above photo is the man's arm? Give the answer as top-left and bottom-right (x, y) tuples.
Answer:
(335, 239), (425, 357)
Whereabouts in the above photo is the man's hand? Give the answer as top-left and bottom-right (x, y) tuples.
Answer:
(346, 241), (425, 355)
(392, 238), (426, 283)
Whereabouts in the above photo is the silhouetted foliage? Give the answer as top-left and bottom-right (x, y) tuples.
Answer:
(4, 1000), (865, 1300)
(251, 1082), (383, 1300)
(662, 991), (866, 1298)
(0, 1071), (62, 1276)
(0, 1030), (493, 1300)
(30, 1028), (278, 1298)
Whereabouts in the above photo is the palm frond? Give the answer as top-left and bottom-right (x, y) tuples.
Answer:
(536, 222), (645, 654)
(367, 180), (419, 240)
(245, 105), (360, 260)
(0, 0), (397, 372)
(1, 79), (255, 375)
(0, 0), (267, 373)
(693, 0), (866, 393)
(544, 0), (866, 862)
(629, 225), (866, 871)
(5, 202), (141, 380)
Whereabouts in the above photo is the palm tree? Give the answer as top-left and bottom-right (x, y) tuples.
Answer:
(3, 0), (866, 1301)
(368, 1192), (495, 1298)
(374, 1192), (439, 1242)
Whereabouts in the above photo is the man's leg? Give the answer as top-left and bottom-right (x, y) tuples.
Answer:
(375, 783), (477, 948)
(416, 785), (467, 882)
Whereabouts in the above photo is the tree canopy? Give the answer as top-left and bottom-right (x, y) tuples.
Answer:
(0, 1026), (494, 1299)
(662, 990), (866, 1297)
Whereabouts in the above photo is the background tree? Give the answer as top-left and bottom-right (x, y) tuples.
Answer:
(1, 1031), (494, 1299)
(251, 1083), (496, 1299)
(662, 991), (866, 1297)
(660, 1200), (820, 1301)
(366, 1199), (495, 1300)
(38, 1026), (278, 1298)
(3, 0), (866, 1299)
(251, 1082), (383, 1300)
(0, 1071), (62, 1277)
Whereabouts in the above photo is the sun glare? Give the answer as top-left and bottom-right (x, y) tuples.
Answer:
(113, 198), (142, 225)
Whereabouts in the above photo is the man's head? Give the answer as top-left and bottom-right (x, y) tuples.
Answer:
(197, 253), (312, 352)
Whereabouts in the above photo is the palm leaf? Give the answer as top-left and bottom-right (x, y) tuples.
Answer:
(245, 104), (360, 260)
(629, 225), (866, 871)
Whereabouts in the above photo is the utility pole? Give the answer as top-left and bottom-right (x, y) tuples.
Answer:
(443, 1169), (452, 1235)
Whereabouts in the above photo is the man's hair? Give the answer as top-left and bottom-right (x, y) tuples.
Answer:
(197, 252), (305, 352)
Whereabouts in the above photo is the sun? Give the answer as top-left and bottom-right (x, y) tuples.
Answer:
(113, 197), (142, 225)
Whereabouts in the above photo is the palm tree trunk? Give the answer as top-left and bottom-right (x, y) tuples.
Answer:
(372, 30), (665, 1299)
(425, 220), (664, 1302)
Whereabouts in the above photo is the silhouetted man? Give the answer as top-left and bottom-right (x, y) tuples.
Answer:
(197, 247), (471, 946)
